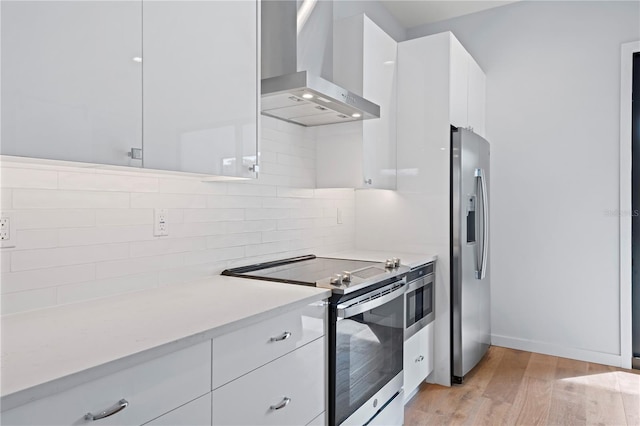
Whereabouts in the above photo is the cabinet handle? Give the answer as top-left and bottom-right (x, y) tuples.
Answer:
(270, 331), (291, 342)
(84, 399), (129, 421)
(415, 355), (424, 363)
(364, 178), (372, 185)
(270, 397), (291, 410)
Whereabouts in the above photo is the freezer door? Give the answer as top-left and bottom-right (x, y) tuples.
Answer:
(451, 127), (491, 382)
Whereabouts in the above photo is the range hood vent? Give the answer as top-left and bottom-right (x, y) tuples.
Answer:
(261, 1), (380, 127)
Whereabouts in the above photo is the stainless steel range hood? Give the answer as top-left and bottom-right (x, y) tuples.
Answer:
(261, 1), (380, 127)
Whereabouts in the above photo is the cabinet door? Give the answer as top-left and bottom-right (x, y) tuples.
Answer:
(362, 17), (397, 190)
(212, 337), (325, 426)
(1, 1), (142, 167)
(403, 323), (434, 399)
(142, 0), (258, 177)
(467, 59), (486, 138)
(449, 36), (470, 130)
(1, 342), (211, 426)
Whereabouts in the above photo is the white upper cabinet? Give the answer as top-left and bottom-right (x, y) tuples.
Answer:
(467, 59), (487, 138)
(142, 0), (258, 178)
(1, 1), (143, 167)
(449, 35), (487, 138)
(0, 0), (258, 178)
(317, 14), (397, 189)
(396, 32), (486, 194)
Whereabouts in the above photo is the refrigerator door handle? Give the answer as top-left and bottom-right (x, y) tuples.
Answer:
(475, 168), (489, 280)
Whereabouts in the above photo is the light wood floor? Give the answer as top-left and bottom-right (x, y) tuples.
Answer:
(404, 346), (640, 425)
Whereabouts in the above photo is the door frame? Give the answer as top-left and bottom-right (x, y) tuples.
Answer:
(620, 41), (640, 370)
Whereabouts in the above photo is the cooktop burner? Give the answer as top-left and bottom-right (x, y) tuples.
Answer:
(222, 254), (409, 295)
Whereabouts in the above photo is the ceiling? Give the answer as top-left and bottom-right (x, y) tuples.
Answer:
(379, 1), (518, 29)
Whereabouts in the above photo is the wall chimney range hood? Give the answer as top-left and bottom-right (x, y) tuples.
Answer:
(261, 1), (380, 127)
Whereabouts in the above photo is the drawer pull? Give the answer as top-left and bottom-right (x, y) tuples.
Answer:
(270, 331), (291, 342)
(270, 397), (291, 410)
(415, 355), (424, 363)
(84, 399), (129, 421)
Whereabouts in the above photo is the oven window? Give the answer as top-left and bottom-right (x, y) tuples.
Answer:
(335, 293), (403, 425)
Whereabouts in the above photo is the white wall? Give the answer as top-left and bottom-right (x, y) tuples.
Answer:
(0, 117), (355, 315)
(405, 0), (640, 365)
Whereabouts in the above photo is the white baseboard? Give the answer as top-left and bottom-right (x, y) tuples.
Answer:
(491, 334), (623, 367)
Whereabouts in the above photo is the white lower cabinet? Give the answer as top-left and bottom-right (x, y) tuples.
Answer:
(1, 341), (211, 426)
(212, 337), (325, 426)
(212, 302), (325, 389)
(144, 394), (211, 426)
(403, 323), (434, 401)
(1, 303), (328, 426)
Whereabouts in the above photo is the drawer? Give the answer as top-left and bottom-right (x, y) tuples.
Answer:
(403, 322), (434, 398)
(144, 393), (211, 426)
(212, 337), (325, 426)
(2, 341), (211, 426)
(212, 301), (326, 389)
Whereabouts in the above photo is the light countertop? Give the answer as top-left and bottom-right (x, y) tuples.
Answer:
(321, 250), (438, 269)
(0, 276), (330, 411)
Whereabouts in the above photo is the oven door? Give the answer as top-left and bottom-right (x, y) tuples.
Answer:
(332, 280), (405, 426)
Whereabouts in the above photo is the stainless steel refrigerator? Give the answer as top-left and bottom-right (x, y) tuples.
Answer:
(451, 127), (491, 384)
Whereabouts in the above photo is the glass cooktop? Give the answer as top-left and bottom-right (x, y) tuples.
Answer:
(226, 256), (381, 285)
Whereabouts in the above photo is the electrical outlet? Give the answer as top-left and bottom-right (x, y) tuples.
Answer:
(0, 216), (10, 241)
(0, 212), (15, 248)
(154, 209), (169, 237)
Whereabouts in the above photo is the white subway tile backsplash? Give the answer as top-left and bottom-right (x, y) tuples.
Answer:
(59, 225), (154, 247)
(58, 171), (158, 193)
(277, 218), (315, 230)
(171, 222), (227, 238)
(261, 197), (303, 209)
(1, 188), (12, 209)
(130, 193), (207, 209)
(14, 209), (95, 229)
(244, 241), (290, 257)
(96, 253), (184, 280)
(206, 195), (262, 209)
(183, 209), (245, 223)
(95, 209), (153, 226)
(130, 237), (207, 258)
(184, 246), (245, 266)
(14, 229), (59, 250)
(276, 187), (315, 198)
(0, 119), (356, 314)
(277, 152), (315, 169)
(1, 252), (11, 272)
(57, 273), (159, 305)
(11, 243), (130, 271)
(245, 208), (290, 221)
(226, 182), (277, 197)
(1, 168), (58, 189)
(13, 189), (130, 209)
(206, 233), (261, 249)
(225, 219), (277, 234)
(261, 229), (303, 243)
(1, 264), (95, 293)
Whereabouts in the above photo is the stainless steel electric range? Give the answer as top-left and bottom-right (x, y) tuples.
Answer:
(222, 254), (410, 426)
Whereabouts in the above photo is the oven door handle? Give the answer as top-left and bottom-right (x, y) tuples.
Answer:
(337, 282), (406, 318)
